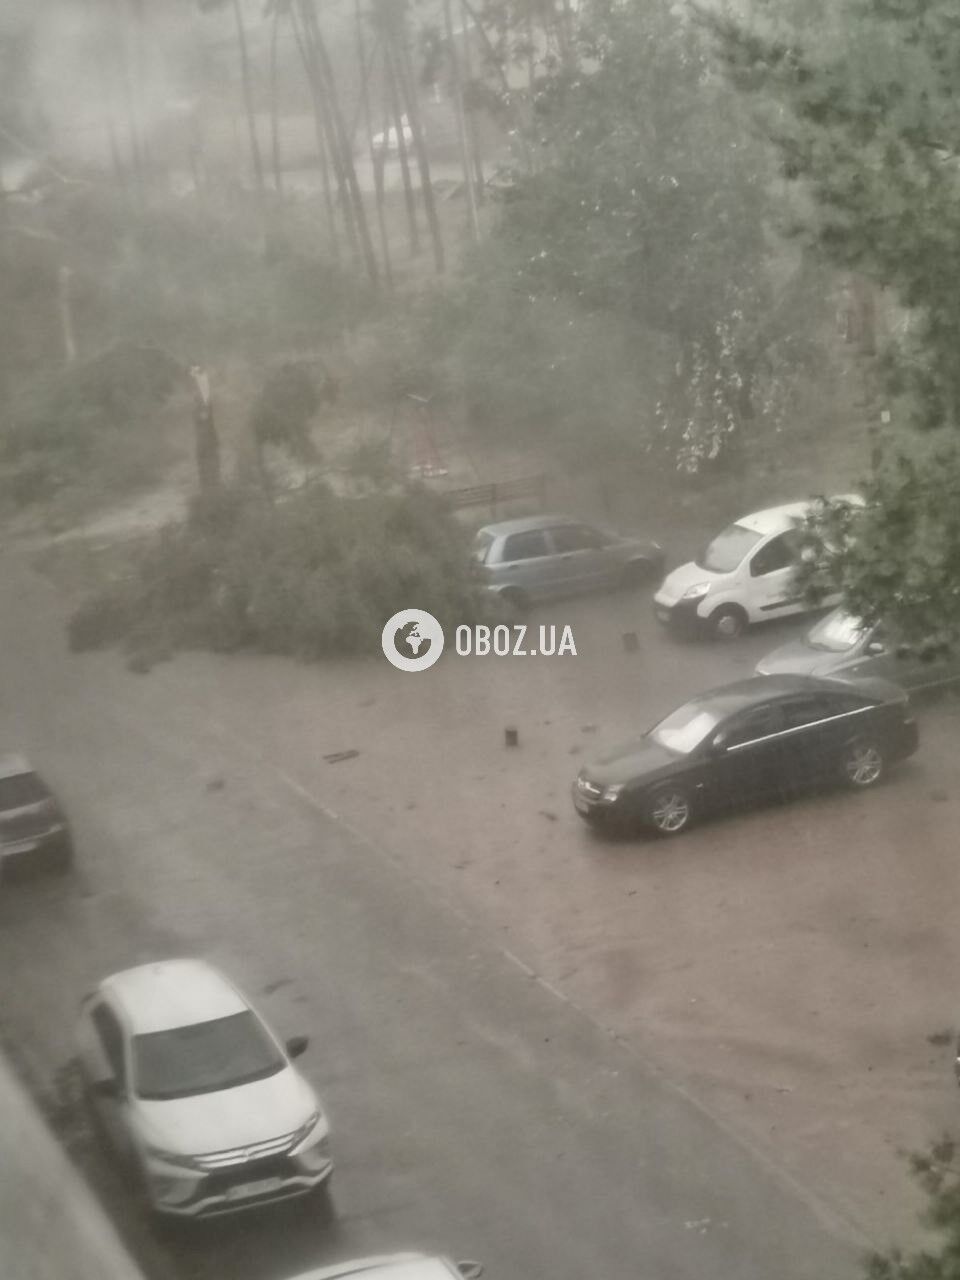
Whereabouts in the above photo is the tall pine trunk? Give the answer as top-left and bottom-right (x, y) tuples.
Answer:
(384, 45), (420, 257)
(229, 0), (269, 225)
(355, 1), (394, 289)
(389, 20), (445, 272)
(443, 0), (479, 241)
(300, 0), (380, 288)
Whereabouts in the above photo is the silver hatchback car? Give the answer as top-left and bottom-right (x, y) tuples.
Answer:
(473, 515), (664, 609)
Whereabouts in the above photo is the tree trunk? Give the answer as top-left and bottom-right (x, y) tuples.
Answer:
(459, 0), (485, 202)
(288, 2), (341, 258)
(384, 46), (420, 257)
(229, 0), (269, 225)
(189, 367), (223, 497)
(443, 0), (480, 241)
(390, 22), (445, 272)
(269, 0), (284, 199)
(355, 3), (394, 290)
(300, 0), (380, 288)
(297, 2), (361, 259)
(459, 0), (532, 171)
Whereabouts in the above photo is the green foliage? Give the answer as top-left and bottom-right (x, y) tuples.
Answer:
(864, 1136), (960, 1280)
(430, 0), (825, 471)
(52, 188), (375, 362)
(703, 0), (960, 431)
(706, 0), (960, 641)
(68, 485), (489, 661)
(796, 438), (960, 653)
(0, 344), (183, 509)
(251, 363), (322, 462)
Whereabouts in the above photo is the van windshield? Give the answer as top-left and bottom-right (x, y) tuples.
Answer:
(696, 524), (763, 574)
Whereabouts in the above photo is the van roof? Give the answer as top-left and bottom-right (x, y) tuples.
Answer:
(737, 493), (862, 537)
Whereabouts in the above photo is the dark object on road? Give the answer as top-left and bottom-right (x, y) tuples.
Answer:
(473, 515), (663, 611)
(504, 727), (519, 747)
(324, 749), (360, 763)
(0, 754), (73, 874)
(572, 674), (918, 837)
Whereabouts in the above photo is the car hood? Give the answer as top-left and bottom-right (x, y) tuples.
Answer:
(656, 559), (724, 604)
(135, 1067), (319, 1157)
(582, 737), (678, 787)
(755, 639), (845, 678)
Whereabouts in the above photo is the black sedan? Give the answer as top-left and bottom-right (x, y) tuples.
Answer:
(572, 674), (918, 837)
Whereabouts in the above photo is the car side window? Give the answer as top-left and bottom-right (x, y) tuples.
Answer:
(550, 525), (607, 553)
(721, 704), (786, 748)
(501, 530), (551, 562)
(749, 532), (798, 577)
(91, 1004), (127, 1086)
(781, 696), (835, 730)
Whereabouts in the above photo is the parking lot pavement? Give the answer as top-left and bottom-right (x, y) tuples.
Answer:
(83, 584), (960, 1245)
(0, 557), (861, 1280)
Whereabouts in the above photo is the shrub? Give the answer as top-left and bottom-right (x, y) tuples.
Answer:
(68, 485), (488, 661)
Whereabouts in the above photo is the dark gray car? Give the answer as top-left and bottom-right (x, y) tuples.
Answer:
(755, 607), (960, 693)
(473, 515), (664, 609)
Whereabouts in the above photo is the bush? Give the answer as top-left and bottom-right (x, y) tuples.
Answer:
(68, 485), (489, 662)
(0, 343), (183, 510)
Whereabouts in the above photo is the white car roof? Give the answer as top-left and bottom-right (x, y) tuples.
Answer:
(736, 493), (862, 537)
(100, 960), (249, 1035)
(287, 1256), (460, 1280)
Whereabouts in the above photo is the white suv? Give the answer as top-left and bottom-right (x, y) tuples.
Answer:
(653, 495), (862, 640)
(76, 959), (332, 1218)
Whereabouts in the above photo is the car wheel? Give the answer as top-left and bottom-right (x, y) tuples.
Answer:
(646, 786), (693, 836)
(709, 605), (748, 641)
(620, 559), (655, 590)
(499, 587), (528, 614)
(842, 739), (884, 788)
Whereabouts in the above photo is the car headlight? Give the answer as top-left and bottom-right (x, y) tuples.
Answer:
(291, 1111), (326, 1149)
(144, 1144), (200, 1171)
(602, 785), (624, 803)
(682, 582), (712, 600)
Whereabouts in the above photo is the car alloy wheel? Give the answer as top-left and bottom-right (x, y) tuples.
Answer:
(710, 606), (747, 641)
(843, 740), (884, 788)
(649, 788), (692, 835)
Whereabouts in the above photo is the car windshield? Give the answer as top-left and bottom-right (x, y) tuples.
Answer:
(649, 703), (721, 754)
(472, 532), (495, 565)
(807, 611), (868, 653)
(696, 523), (763, 573)
(0, 772), (48, 811)
(133, 1011), (286, 1101)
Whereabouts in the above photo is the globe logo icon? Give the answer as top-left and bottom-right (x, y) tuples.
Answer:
(395, 619), (432, 662)
(382, 610), (445, 671)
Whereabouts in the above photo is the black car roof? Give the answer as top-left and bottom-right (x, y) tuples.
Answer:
(690, 674), (866, 715)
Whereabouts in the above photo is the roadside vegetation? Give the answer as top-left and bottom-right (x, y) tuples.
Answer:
(67, 485), (489, 664)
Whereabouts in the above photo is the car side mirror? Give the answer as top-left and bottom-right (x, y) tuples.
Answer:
(457, 1264), (484, 1280)
(866, 640), (886, 656)
(92, 1077), (120, 1100)
(285, 1035), (309, 1059)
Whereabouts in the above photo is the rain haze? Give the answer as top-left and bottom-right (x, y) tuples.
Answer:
(2, 2), (960, 1280)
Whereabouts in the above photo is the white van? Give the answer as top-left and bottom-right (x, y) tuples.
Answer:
(653, 495), (862, 640)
